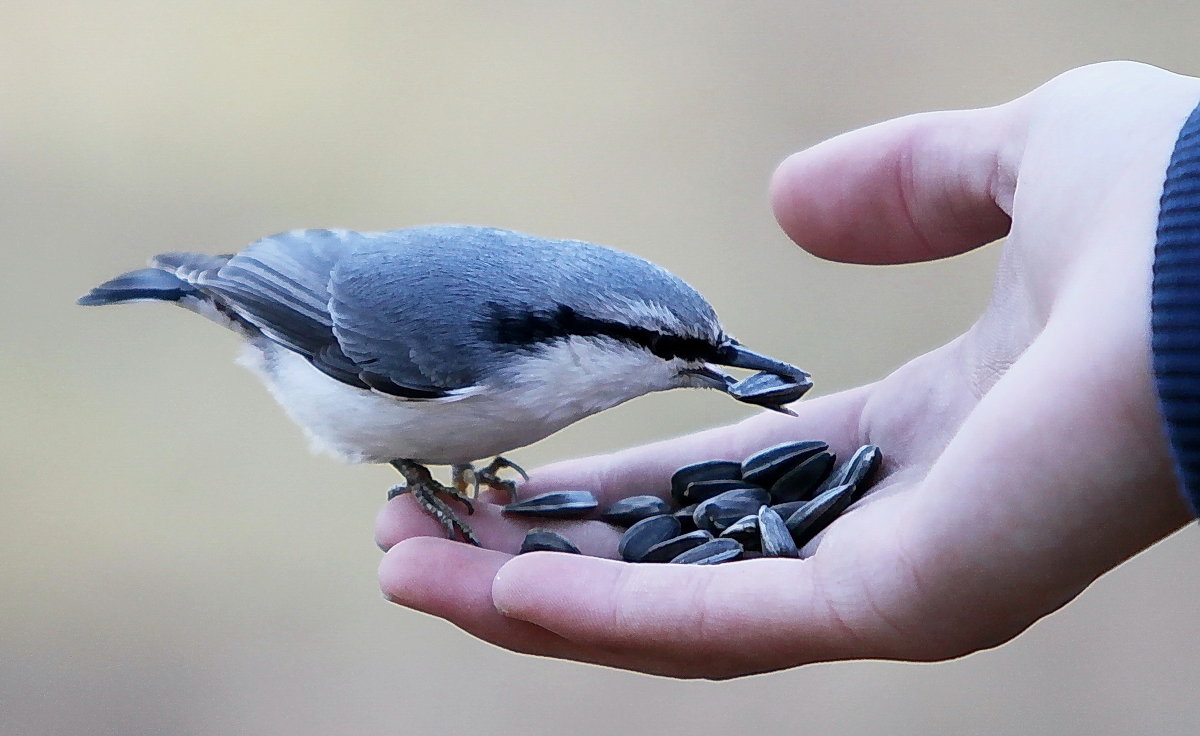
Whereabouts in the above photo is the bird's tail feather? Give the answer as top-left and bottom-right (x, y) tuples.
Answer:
(78, 251), (233, 307)
(79, 253), (254, 335)
(77, 267), (198, 306)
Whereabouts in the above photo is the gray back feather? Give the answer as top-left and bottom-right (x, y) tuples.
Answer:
(330, 226), (722, 390)
(166, 225), (722, 397)
(192, 229), (343, 356)
(165, 230), (385, 392)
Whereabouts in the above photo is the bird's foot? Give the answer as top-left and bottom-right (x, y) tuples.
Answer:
(389, 461), (480, 546)
(476, 456), (528, 503)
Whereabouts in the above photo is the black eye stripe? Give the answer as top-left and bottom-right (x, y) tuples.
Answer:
(488, 303), (719, 362)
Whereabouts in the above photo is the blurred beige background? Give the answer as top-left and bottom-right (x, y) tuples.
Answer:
(4, 1), (1200, 734)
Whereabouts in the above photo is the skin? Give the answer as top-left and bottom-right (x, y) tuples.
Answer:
(376, 62), (1200, 679)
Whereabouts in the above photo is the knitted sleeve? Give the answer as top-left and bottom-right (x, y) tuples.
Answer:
(1152, 100), (1200, 516)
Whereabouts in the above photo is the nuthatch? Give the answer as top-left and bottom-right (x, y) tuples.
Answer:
(79, 226), (810, 543)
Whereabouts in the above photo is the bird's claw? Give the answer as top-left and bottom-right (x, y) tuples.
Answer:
(390, 461), (480, 545)
(477, 456), (527, 503)
(410, 486), (480, 546)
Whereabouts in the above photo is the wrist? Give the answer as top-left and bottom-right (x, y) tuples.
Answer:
(1152, 98), (1200, 517)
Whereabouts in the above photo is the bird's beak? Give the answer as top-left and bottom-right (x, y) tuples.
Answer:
(701, 342), (812, 415)
(709, 343), (811, 383)
(681, 364), (737, 391)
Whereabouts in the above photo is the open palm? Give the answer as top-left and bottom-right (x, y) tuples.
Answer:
(376, 62), (1198, 679)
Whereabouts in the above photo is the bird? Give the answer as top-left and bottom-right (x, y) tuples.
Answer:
(78, 225), (811, 544)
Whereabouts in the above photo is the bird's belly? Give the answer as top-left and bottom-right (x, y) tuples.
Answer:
(238, 344), (577, 465)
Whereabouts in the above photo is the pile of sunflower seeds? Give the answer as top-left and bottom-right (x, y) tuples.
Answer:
(504, 440), (881, 564)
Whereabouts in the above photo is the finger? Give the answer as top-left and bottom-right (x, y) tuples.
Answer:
(519, 385), (874, 506)
(374, 494), (622, 556)
(379, 537), (822, 678)
(770, 104), (1026, 265)
(489, 513), (907, 675)
(379, 538), (585, 661)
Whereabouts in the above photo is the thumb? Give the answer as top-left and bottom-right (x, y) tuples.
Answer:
(770, 103), (1028, 265)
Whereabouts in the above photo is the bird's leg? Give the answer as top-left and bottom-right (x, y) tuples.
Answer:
(451, 463), (479, 499)
(476, 456), (528, 503)
(388, 460), (480, 546)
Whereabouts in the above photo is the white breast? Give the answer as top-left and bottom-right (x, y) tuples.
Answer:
(237, 336), (684, 466)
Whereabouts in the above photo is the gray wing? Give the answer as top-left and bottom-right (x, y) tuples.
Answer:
(328, 225), (724, 392)
(329, 228), (493, 393)
(180, 228), (456, 399)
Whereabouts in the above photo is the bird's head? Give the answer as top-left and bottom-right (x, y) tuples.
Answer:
(484, 273), (810, 415)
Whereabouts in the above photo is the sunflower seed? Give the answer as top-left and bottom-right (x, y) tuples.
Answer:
(718, 513), (762, 549)
(679, 479), (764, 505)
(694, 487), (773, 533)
(758, 505), (799, 558)
(727, 372), (812, 408)
(670, 460), (742, 503)
(642, 530), (715, 563)
(844, 445), (882, 500)
(600, 437), (882, 565)
(741, 440), (829, 488)
(502, 491), (599, 519)
(600, 495), (673, 527)
(672, 503), (700, 532)
(767, 499), (808, 520)
(619, 514), (682, 562)
(519, 529), (581, 554)
(785, 482), (855, 547)
(814, 444), (883, 499)
(769, 451), (836, 503)
(669, 538), (744, 565)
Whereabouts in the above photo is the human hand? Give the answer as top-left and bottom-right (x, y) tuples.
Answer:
(377, 62), (1200, 678)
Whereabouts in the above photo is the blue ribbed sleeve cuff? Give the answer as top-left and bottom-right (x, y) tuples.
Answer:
(1152, 100), (1200, 516)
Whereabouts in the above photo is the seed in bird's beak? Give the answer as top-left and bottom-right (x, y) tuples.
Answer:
(727, 371), (812, 412)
